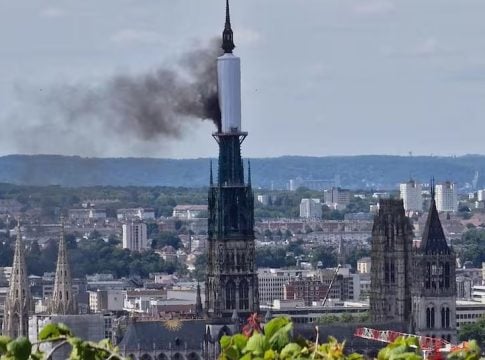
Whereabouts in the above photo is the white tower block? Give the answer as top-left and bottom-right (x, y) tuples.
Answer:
(217, 53), (241, 133)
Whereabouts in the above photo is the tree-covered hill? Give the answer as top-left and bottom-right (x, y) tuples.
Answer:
(1, 154), (485, 190)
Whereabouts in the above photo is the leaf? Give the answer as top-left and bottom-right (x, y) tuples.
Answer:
(6, 337), (32, 360)
(0, 335), (11, 354)
(264, 317), (290, 340)
(347, 353), (364, 360)
(233, 334), (248, 351)
(57, 323), (73, 336)
(240, 353), (252, 360)
(280, 343), (301, 359)
(220, 335), (232, 349)
(225, 346), (240, 360)
(269, 322), (293, 351)
(244, 333), (268, 356)
(264, 349), (276, 360)
(38, 322), (72, 341)
(39, 323), (61, 341)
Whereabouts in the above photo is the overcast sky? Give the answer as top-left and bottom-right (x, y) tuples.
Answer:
(0, 0), (484, 158)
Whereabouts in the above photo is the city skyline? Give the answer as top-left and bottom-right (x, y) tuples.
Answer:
(1, 0), (485, 159)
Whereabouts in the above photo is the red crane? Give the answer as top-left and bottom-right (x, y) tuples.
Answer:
(354, 327), (469, 360)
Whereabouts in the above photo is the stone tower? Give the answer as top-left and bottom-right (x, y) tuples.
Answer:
(205, 0), (259, 326)
(49, 218), (77, 315)
(411, 186), (456, 342)
(370, 199), (413, 324)
(2, 224), (31, 337)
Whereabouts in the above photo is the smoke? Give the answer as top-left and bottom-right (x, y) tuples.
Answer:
(18, 38), (222, 150)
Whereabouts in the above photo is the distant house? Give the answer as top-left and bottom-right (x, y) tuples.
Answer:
(0, 199), (23, 214)
(172, 205), (208, 219)
(117, 208), (155, 221)
(68, 208), (106, 223)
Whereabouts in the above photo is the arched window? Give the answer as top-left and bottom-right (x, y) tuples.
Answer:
(187, 353), (200, 360)
(158, 354), (169, 360)
(226, 281), (236, 310)
(441, 308), (445, 328)
(444, 263), (450, 288)
(384, 262), (390, 283)
(141, 354), (152, 360)
(439, 262), (444, 288)
(239, 280), (249, 310)
(426, 307), (435, 329)
(445, 308), (450, 328)
(172, 353), (185, 360)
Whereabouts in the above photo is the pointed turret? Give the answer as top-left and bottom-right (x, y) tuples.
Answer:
(209, 160), (214, 186)
(50, 217), (77, 315)
(421, 192), (450, 254)
(222, 0), (235, 53)
(420, 177), (449, 253)
(2, 222), (31, 337)
(195, 282), (203, 317)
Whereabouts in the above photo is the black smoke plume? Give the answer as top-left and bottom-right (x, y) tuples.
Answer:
(35, 39), (222, 142)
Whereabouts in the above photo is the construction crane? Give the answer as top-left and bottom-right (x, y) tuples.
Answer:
(354, 327), (470, 360)
(321, 264), (341, 307)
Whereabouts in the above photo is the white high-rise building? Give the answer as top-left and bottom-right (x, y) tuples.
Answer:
(477, 189), (485, 202)
(299, 198), (322, 218)
(435, 181), (458, 212)
(399, 180), (423, 211)
(122, 221), (148, 252)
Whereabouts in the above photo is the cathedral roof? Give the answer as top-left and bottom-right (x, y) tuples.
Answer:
(420, 199), (451, 254)
(118, 319), (206, 352)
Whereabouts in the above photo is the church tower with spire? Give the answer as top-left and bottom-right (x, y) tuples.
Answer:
(205, 0), (259, 325)
(411, 180), (456, 342)
(49, 217), (77, 315)
(2, 224), (31, 337)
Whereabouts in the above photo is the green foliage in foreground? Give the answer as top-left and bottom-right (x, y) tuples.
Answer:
(220, 317), (481, 360)
(0, 323), (124, 360)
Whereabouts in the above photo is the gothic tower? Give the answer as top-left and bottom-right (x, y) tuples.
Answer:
(411, 184), (456, 342)
(370, 199), (413, 324)
(2, 224), (31, 337)
(205, 0), (259, 325)
(49, 218), (77, 315)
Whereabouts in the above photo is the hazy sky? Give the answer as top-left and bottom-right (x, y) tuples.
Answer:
(0, 0), (484, 158)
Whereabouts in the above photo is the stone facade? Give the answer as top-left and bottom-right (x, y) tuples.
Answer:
(411, 192), (457, 342)
(370, 199), (413, 324)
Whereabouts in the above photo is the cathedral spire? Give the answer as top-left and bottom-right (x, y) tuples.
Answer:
(50, 216), (77, 315)
(421, 191), (450, 254)
(222, 0), (235, 53)
(3, 221), (31, 337)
